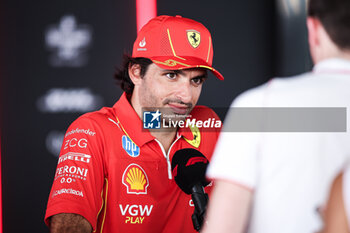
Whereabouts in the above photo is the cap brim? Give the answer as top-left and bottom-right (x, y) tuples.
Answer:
(150, 56), (224, 80)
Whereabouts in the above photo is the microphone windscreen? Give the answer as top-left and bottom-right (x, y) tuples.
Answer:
(171, 148), (209, 194)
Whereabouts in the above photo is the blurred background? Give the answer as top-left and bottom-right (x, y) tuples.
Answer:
(0, 0), (311, 232)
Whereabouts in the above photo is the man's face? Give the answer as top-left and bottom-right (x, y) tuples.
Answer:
(137, 63), (207, 118)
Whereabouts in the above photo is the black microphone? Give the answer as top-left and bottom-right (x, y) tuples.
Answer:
(171, 148), (210, 232)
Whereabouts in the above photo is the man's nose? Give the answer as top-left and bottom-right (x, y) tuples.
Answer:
(175, 79), (192, 103)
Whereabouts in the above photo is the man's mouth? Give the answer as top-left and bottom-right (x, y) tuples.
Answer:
(167, 103), (189, 115)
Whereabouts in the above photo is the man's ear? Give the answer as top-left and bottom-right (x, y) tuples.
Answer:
(128, 64), (143, 86)
(307, 16), (322, 63)
(307, 17), (321, 51)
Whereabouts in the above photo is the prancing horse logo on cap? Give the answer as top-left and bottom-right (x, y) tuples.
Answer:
(187, 30), (201, 48)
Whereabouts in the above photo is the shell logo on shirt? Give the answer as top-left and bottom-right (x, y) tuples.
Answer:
(122, 164), (149, 194)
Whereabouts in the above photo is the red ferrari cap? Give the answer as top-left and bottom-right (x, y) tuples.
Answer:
(132, 15), (224, 80)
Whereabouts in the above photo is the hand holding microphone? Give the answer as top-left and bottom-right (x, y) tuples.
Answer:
(171, 148), (210, 232)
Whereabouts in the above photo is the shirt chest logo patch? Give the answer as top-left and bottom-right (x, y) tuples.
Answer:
(122, 135), (140, 157)
(122, 163), (149, 194)
(184, 125), (201, 148)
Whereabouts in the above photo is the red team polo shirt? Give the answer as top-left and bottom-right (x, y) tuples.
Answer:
(45, 93), (220, 233)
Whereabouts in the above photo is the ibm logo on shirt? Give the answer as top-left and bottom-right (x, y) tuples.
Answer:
(143, 110), (161, 129)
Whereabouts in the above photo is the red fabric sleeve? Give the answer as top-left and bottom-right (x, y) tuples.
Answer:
(44, 115), (106, 230)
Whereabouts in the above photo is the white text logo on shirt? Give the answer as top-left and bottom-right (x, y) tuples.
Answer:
(119, 204), (153, 224)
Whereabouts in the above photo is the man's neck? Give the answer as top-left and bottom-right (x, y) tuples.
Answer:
(338, 52), (350, 61)
(129, 93), (179, 153)
(315, 49), (350, 64)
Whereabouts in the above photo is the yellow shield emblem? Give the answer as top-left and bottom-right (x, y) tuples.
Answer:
(184, 125), (201, 148)
(187, 30), (201, 48)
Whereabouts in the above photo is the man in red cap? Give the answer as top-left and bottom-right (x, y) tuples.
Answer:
(44, 15), (223, 233)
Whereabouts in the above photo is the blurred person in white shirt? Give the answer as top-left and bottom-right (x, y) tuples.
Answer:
(202, 0), (350, 232)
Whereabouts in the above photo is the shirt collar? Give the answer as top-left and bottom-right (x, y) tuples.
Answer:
(112, 92), (155, 146)
(177, 123), (195, 140)
(313, 58), (350, 74)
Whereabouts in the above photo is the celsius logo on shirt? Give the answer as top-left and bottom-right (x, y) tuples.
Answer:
(122, 135), (140, 157)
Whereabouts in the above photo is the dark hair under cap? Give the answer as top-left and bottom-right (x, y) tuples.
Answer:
(114, 54), (153, 94)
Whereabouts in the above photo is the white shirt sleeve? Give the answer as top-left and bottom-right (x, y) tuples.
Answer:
(207, 87), (267, 190)
(206, 131), (260, 189)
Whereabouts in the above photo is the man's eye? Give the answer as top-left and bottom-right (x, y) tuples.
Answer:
(192, 77), (204, 85)
(165, 73), (177, 79)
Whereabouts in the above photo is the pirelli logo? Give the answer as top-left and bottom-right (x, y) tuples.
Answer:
(122, 164), (149, 195)
(58, 152), (91, 164)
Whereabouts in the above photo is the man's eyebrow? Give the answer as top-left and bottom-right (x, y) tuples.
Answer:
(161, 69), (208, 79)
(192, 73), (208, 80)
(162, 69), (183, 74)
